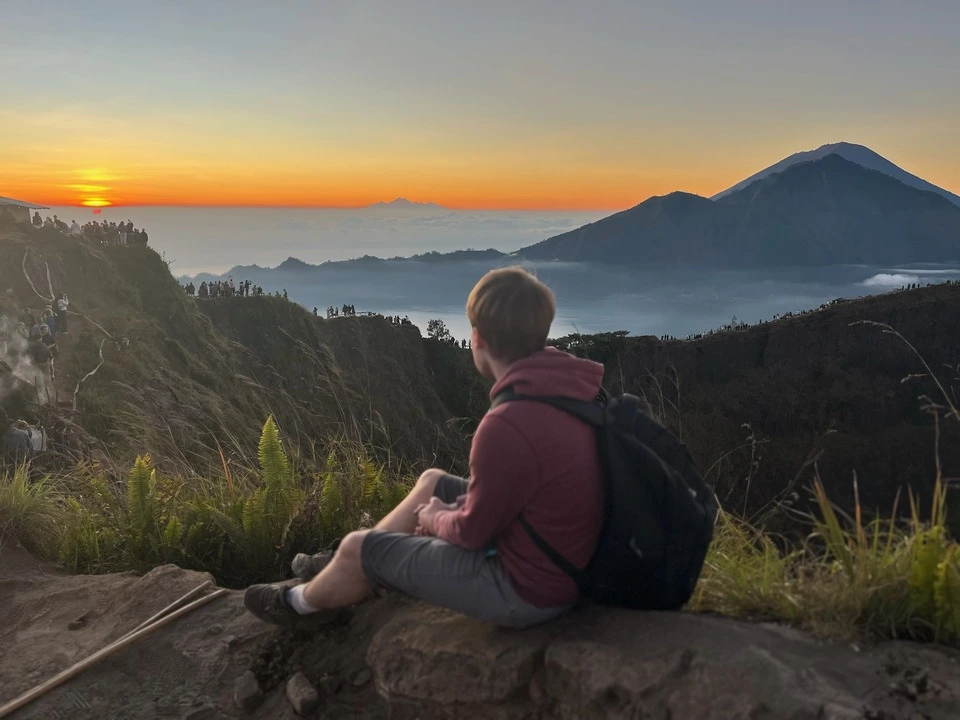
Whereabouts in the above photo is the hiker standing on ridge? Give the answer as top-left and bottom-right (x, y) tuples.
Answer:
(28, 333), (53, 380)
(245, 267), (606, 628)
(57, 293), (70, 334)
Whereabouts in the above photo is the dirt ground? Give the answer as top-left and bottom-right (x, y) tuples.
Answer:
(0, 544), (397, 719)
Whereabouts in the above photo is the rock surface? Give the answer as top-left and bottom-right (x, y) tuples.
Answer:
(352, 668), (372, 688)
(285, 672), (319, 716)
(233, 671), (263, 713)
(368, 604), (960, 720)
(2, 550), (959, 719)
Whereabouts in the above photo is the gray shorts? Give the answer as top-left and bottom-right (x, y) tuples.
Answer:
(360, 474), (569, 629)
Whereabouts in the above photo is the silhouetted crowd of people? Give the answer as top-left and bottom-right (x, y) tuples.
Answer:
(185, 278), (265, 298)
(899, 281), (959, 290)
(32, 212), (148, 247)
(325, 305), (356, 318)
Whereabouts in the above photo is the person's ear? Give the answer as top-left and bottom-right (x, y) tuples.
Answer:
(471, 326), (485, 349)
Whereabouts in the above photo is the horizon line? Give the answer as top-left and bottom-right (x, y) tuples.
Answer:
(35, 201), (632, 212)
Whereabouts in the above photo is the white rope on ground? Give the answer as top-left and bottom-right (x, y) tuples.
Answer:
(119, 581), (212, 640)
(0, 588), (229, 718)
(72, 339), (105, 412)
(21, 248), (55, 303)
(70, 311), (115, 339)
(44, 260), (55, 302)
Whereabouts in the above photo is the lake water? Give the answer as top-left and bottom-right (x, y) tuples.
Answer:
(194, 260), (960, 343)
(46, 206), (960, 342)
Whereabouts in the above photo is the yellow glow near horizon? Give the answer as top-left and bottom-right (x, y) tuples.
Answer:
(67, 184), (111, 193)
(81, 198), (113, 207)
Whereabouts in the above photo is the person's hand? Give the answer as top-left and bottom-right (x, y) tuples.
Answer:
(413, 496), (456, 536)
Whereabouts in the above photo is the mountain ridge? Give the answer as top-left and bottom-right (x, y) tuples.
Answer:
(183, 144), (960, 275)
(712, 141), (960, 207)
(516, 153), (960, 267)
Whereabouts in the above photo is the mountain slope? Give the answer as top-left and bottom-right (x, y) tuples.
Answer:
(0, 221), (474, 472)
(518, 155), (960, 267)
(518, 191), (716, 264)
(712, 142), (960, 207)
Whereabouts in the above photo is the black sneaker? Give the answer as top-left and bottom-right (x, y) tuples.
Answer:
(243, 584), (301, 625)
(243, 584), (339, 626)
(290, 550), (334, 582)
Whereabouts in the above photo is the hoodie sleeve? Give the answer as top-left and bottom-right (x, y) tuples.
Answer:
(432, 413), (540, 550)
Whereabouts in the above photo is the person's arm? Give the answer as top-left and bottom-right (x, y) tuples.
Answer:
(432, 414), (539, 550)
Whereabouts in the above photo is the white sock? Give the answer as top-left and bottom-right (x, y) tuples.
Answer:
(285, 584), (321, 615)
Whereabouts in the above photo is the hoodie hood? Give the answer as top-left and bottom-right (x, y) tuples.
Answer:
(490, 347), (605, 402)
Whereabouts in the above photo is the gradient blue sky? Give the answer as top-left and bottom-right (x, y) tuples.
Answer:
(1, 0), (958, 208)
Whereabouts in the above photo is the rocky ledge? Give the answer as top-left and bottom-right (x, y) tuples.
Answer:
(370, 604), (960, 720)
(1, 560), (957, 719)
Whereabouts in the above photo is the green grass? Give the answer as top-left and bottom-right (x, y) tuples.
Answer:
(0, 464), (61, 556)
(2, 417), (412, 588)
(1, 411), (957, 644)
(690, 475), (960, 643)
(690, 320), (960, 644)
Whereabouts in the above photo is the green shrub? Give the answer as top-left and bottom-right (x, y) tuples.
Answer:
(689, 475), (960, 643)
(54, 417), (414, 586)
(0, 465), (60, 555)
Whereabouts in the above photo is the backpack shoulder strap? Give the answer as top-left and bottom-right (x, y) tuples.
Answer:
(491, 386), (608, 585)
(517, 513), (584, 583)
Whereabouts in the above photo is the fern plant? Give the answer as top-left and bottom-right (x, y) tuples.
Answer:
(125, 455), (159, 566)
(320, 452), (343, 538)
(127, 456), (155, 538)
(234, 417), (304, 575)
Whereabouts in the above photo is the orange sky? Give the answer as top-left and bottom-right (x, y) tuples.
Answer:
(6, 124), (957, 212)
(2, 3), (958, 211)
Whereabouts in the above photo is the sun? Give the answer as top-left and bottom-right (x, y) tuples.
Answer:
(81, 198), (112, 207)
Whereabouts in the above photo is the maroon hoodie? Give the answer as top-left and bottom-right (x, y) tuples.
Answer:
(432, 347), (605, 608)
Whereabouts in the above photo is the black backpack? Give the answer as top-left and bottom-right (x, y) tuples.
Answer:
(491, 388), (718, 610)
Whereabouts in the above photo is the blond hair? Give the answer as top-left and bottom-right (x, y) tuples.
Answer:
(466, 267), (556, 362)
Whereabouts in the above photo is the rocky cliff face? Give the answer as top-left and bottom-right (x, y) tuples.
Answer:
(585, 284), (960, 529)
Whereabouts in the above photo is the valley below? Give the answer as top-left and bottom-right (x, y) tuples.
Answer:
(190, 257), (960, 344)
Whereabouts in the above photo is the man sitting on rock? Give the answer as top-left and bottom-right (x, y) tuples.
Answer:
(244, 267), (605, 629)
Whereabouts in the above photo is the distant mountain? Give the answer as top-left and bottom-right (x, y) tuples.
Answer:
(367, 198), (446, 210)
(712, 142), (960, 207)
(277, 257), (313, 271)
(207, 248), (508, 281)
(518, 154), (960, 267)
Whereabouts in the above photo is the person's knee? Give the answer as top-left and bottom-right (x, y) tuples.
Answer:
(336, 530), (369, 564)
(416, 468), (445, 491)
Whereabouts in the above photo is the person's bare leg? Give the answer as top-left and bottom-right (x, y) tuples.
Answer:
(372, 468), (446, 534)
(301, 530), (371, 607)
(300, 469), (448, 609)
